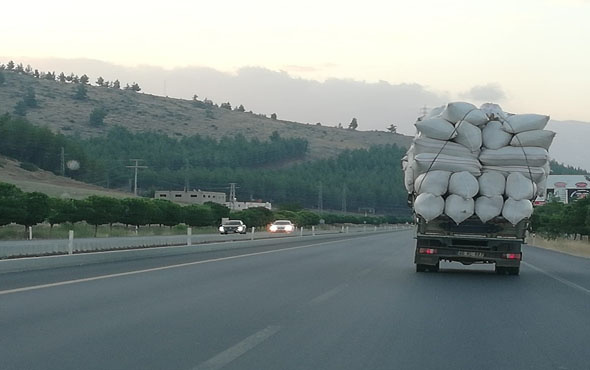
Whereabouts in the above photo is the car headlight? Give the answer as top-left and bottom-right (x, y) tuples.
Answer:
(270, 225), (278, 232)
(285, 225), (294, 232)
(219, 226), (224, 232)
(238, 226), (244, 231)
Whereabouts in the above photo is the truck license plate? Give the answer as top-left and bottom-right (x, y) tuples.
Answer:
(457, 251), (484, 258)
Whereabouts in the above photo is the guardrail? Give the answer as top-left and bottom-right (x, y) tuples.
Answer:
(0, 224), (413, 259)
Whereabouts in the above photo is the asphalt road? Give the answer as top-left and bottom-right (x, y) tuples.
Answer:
(1, 230), (589, 370)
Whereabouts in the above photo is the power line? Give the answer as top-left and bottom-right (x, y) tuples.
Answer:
(126, 159), (147, 196)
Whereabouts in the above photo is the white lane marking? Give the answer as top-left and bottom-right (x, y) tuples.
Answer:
(0, 236), (382, 296)
(308, 284), (348, 306)
(192, 325), (281, 370)
(523, 261), (590, 296)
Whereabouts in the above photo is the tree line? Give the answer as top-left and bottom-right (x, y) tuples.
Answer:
(0, 60), (139, 91)
(0, 183), (403, 239)
(531, 197), (590, 239)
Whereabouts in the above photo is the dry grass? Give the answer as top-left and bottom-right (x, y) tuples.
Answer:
(0, 72), (412, 161)
(528, 235), (590, 258)
(0, 155), (133, 199)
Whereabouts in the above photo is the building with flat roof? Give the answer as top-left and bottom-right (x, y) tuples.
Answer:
(535, 175), (590, 205)
(154, 190), (227, 205)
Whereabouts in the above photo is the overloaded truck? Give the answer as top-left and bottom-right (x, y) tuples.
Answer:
(403, 102), (555, 275)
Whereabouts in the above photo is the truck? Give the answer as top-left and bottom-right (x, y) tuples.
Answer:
(411, 195), (526, 275)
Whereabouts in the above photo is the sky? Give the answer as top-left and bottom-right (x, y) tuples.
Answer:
(0, 0), (590, 129)
(2, 0), (590, 123)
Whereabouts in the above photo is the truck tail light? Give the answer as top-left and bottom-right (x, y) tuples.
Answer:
(418, 248), (437, 255)
(502, 253), (521, 260)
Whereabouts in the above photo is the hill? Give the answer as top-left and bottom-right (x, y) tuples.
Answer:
(0, 155), (132, 199)
(0, 69), (412, 161)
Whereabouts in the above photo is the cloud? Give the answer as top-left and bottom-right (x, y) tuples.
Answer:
(461, 83), (506, 102)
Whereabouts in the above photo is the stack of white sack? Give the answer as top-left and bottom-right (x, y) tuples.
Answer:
(404, 102), (555, 225)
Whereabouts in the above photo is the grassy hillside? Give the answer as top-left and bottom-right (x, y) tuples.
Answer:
(0, 70), (412, 160)
(0, 155), (133, 199)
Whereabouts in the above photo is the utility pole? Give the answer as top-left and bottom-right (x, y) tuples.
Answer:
(60, 147), (65, 176)
(318, 181), (323, 213)
(342, 185), (347, 213)
(184, 158), (190, 191)
(126, 159), (147, 196)
(229, 183), (237, 210)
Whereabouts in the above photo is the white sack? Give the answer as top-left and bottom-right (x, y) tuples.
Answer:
(510, 130), (556, 150)
(480, 103), (508, 121)
(478, 171), (506, 196)
(448, 171), (479, 198)
(479, 147), (549, 167)
(475, 195), (504, 223)
(414, 170), (451, 196)
(415, 118), (457, 140)
(414, 193), (445, 222)
(505, 172), (537, 201)
(414, 153), (482, 176)
(483, 165), (547, 184)
(502, 114), (550, 134)
(536, 176), (548, 197)
(442, 102), (489, 126)
(453, 120), (482, 152)
(445, 194), (474, 225)
(425, 105), (445, 119)
(404, 165), (415, 193)
(502, 198), (533, 226)
(413, 136), (478, 159)
(482, 121), (513, 149)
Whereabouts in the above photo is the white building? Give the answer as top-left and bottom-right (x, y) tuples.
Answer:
(154, 190), (227, 205)
(535, 175), (590, 205)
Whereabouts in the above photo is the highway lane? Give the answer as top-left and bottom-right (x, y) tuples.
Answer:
(1, 229), (589, 370)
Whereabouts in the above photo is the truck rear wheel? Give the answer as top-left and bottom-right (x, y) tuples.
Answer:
(507, 266), (520, 275)
(416, 263), (439, 273)
(496, 266), (520, 275)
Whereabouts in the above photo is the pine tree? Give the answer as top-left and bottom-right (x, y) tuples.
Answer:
(80, 74), (89, 84)
(96, 76), (104, 86)
(89, 107), (107, 126)
(58, 72), (66, 82)
(113, 79), (120, 89)
(6, 60), (14, 70)
(73, 83), (88, 100)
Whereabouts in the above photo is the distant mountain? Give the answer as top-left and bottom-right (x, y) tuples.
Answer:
(546, 120), (590, 172)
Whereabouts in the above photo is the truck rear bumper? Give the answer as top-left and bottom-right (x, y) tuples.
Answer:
(414, 249), (520, 267)
(414, 236), (522, 267)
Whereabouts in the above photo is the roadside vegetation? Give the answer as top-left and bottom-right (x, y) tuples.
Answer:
(531, 197), (590, 240)
(0, 182), (407, 240)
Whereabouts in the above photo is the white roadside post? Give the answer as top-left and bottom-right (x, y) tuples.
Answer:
(300, 226), (304, 237)
(346, 226), (349, 233)
(68, 230), (74, 255)
(312, 226), (315, 236)
(28, 226), (32, 240)
(251, 227), (255, 240)
(187, 227), (192, 246)
(341, 225), (345, 233)
(374, 225), (377, 232)
(363, 225), (367, 233)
